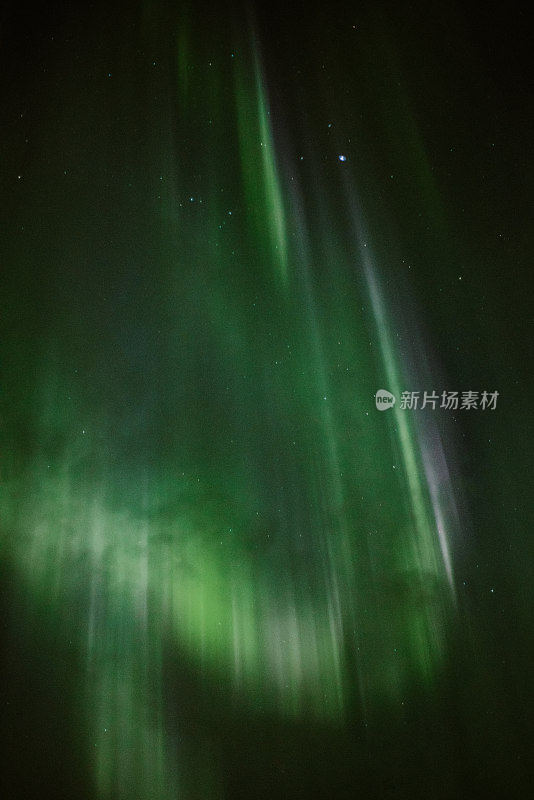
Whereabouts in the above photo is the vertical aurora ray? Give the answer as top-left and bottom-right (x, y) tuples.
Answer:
(359, 224), (456, 589)
(234, 40), (289, 291)
(355, 225), (457, 696)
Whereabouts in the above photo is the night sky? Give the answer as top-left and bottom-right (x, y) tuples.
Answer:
(1, 1), (533, 798)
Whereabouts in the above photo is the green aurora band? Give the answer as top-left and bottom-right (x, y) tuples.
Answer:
(1, 4), (473, 799)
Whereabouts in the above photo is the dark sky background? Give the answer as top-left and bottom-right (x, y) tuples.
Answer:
(1, 1), (533, 799)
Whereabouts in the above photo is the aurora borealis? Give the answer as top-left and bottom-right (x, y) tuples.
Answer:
(1, 1), (533, 798)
